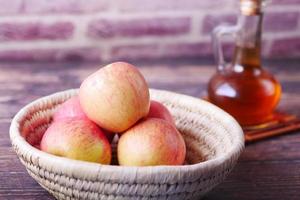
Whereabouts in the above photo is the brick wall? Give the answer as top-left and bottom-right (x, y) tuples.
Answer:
(0, 0), (299, 62)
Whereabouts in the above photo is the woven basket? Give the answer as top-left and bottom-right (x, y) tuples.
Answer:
(10, 89), (244, 200)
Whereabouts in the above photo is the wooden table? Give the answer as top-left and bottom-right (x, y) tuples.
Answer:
(1, 59), (300, 200)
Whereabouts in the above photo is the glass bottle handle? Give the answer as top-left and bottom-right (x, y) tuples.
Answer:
(212, 24), (239, 72)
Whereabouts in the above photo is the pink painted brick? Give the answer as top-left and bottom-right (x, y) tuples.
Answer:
(272, 0), (300, 4)
(202, 14), (237, 34)
(88, 17), (190, 38)
(203, 12), (299, 34)
(116, 0), (230, 12)
(0, 22), (74, 41)
(0, 48), (102, 62)
(23, 0), (109, 14)
(269, 37), (300, 57)
(111, 42), (213, 61)
(111, 44), (160, 60)
(0, 0), (22, 15)
(161, 42), (212, 58)
(264, 12), (299, 32)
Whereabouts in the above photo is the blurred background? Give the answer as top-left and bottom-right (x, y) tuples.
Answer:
(1, 2), (300, 199)
(0, 0), (299, 62)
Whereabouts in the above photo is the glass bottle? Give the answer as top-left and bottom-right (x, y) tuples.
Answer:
(208, 0), (281, 126)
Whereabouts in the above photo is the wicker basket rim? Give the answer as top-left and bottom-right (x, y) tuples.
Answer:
(10, 88), (244, 175)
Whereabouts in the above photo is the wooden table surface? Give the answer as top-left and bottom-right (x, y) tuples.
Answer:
(1, 59), (300, 200)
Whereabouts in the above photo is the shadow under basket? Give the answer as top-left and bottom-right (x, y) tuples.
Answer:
(10, 89), (244, 200)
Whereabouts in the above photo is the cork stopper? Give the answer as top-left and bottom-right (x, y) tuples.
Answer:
(240, 0), (266, 15)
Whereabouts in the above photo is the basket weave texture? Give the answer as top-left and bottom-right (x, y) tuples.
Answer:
(10, 89), (244, 200)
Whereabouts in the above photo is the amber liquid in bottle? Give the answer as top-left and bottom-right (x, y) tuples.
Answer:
(208, 9), (281, 126)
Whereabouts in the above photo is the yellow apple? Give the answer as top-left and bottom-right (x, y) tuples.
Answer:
(118, 118), (186, 166)
(40, 119), (111, 164)
(79, 62), (150, 132)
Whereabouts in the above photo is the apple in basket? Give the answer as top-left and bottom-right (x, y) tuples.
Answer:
(53, 96), (114, 142)
(118, 118), (186, 166)
(79, 62), (150, 133)
(40, 119), (111, 164)
(53, 96), (88, 122)
(147, 100), (175, 125)
(40, 61), (186, 167)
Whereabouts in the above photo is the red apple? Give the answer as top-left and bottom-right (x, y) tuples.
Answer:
(53, 96), (88, 121)
(41, 119), (111, 164)
(118, 118), (186, 166)
(53, 96), (115, 142)
(147, 100), (174, 125)
(79, 62), (150, 132)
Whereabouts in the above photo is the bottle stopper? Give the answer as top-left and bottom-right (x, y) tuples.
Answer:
(240, 0), (268, 15)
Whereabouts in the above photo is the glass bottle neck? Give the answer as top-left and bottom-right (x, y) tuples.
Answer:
(232, 13), (263, 69)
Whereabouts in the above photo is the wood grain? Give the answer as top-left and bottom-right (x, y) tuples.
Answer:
(1, 59), (300, 200)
